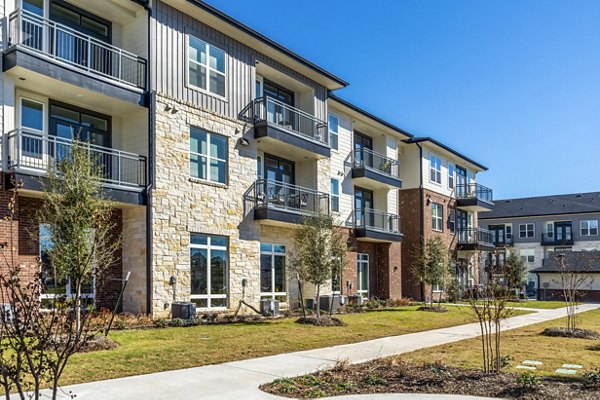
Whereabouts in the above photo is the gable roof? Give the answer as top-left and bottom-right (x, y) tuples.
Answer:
(480, 192), (600, 220)
(532, 251), (600, 273)
(403, 137), (488, 171)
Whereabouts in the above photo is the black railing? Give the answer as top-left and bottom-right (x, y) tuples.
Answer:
(457, 228), (493, 247)
(245, 179), (329, 215)
(493, 236), (514, 247)
(541, 232), (574, 246)
(250, 96), (328, 144)
(352, 147), (400, 178)
(8, 9), (147, 89)
(6, 128), (147, 189)
(456, 183), (493, 203)
(354, 208), (400, 234)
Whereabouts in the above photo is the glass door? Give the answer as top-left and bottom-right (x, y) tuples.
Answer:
(357, 253), (369, 298)
(456, 166), (467, 195)
(353, 132), (373, 168)
(354, 187), (374, 228)
(263, 154), (294, 208)
(457, 210), (468, 242)
(489, 225), (505, 245)
(263, 79), (295, 129)
(555, 222), (573, 243)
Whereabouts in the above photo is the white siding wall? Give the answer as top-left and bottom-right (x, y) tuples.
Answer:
(421, 144), (476, 197)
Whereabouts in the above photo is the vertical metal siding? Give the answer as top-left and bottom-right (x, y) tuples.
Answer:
(152, 1), (327, 121)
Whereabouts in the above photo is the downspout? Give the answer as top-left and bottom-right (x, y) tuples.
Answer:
(416, 142), (425, 302)
(144, 2), (154, 315)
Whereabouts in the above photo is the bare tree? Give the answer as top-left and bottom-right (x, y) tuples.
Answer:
(289, 212), (346, 318)
(38, 140), (121, 333)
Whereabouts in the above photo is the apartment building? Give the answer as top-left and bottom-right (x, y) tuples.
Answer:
(398, 137), (493, 301)
(479, 192), (600, 298)
(0, 0), (491, 316)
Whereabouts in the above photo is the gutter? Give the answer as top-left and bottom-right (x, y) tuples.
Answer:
(416, 142), (425, 301)
(145, 4), (154, 315)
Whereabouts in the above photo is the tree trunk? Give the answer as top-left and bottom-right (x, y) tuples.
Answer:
(75, 282), (82, 335)
(315, 285), (321, 318)
(297, 277), (306, 318)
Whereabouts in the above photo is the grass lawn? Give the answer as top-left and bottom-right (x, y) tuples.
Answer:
(454, 300), (570, 309)
(61, 306), (485, 385)
(404, 308), (600, 376)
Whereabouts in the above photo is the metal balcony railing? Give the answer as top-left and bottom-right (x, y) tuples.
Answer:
(250, 96), (328, 145)
(541, 232), (574, 246)
(5, 128), (147, 189)
(354, 208), (401, 233)
(352, 147), (400, 178)
(492, 236), (514, 247)
(8, 9), (147, 89)
(456, 183), (493, 203)
(457, 227), (494, 247)
(245, 179), (330, 215)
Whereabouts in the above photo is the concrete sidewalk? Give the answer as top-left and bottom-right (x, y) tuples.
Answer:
(41, 303), (599, 400)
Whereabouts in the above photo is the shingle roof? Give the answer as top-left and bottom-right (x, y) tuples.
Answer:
(479, 192), (600, 219)
(531, 251), (600, 273)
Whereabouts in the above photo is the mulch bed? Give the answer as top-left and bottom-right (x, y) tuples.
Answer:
(295, 316), (346, 327)
(78, 336), (119, 353)
(417, 306), (448, 313)
(260, 359), (600, 399)
(541, 327), (600, 340)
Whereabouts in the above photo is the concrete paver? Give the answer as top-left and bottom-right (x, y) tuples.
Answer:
(26, 303), (600, 399)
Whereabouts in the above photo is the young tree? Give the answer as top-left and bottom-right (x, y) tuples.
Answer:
(38, 139), (121, 333)
(412, 236), (451, 308)
(503, 250), (527, 297)
(289, 212), (346, 318)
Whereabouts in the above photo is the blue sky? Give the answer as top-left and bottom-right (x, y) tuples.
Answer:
(206, 0), (600, 199)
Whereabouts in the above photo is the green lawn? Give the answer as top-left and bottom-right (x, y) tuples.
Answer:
(455, 300), (570, 309)
(62, 306), (485, 385)
(404, 308), (600, 376)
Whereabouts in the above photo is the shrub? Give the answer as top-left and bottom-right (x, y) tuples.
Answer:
(153, 319), (168, 328)
(493, 354), (514, 369)
(362, 374), (387, 385)
(583, 367), (600, 387)
(515, 371), (542, 390)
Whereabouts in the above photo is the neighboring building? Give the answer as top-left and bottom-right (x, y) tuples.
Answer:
(398, 137), (493, 301)
(531, 251), (600, 302)
(0, 0), (491, 316)
(479, 192), (600, 295)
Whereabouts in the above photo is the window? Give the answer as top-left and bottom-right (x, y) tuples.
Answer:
(432, 203), (443, 231)
(190, 234), (228, 308)
(188, 35), (226, 97)
(519, 223), (535, 238)
(330, 178), (340, 212)
(581, 220), (599, 236)
(328, 114), (339, 150)
(546, 223), (554, 237)
(20, 98), (44, 132)
(449, 208), (456, 234)
(448, 163), (455, 189)
(432, 284), (442, 292)
(357, 253), (369, 298)
(190, 127), (227, 184)
(519, 249), (535, 264)
(39, 224), (95, 306)
(430, 154), (442, 184)
(506, 224), (512, 240)
(257, 155), (263, 178)
(260, 244), (286, 301)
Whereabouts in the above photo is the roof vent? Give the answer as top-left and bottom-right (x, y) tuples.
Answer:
(505, 200), (511, 203)
(576, 194), (582, 198)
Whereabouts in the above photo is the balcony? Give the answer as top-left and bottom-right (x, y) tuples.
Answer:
(457, 228), (495, 251)
(541, 232), (574, 246)
(354, 208), (402, 242)
(5, 10), (147, 104)
(493, 236), (514, 248)
(456, 183), (494, 212)
(245, 96), (330, 158)
(244, 179), (330, 226)
(3, 129), (146, 203)
(351, 148), (401, 189)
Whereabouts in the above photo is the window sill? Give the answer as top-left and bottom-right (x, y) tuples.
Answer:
(432, 229), (444, 233)
(186, 83), (228, 103)
(189, 177), (228, 189)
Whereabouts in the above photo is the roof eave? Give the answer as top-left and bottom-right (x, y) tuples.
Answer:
(404, 137), (488, 171)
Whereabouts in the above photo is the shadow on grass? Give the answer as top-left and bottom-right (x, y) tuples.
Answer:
(362, 308), (414, 313)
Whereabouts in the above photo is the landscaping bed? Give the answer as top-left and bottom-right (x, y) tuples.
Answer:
(261, 358), (600, 399)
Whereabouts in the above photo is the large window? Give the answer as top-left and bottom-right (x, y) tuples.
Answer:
(432, 203), (443, 232)
(449, 208), (456, 234)
(190, 127), (227, 184)
(519, 223), (535, 238)
(357, 253), (369, 298)
(328, 114), (339, 150)
(520, 248), (535, 264)
(190, 234), (228, 308)
(260, 244), (286, 301)
(581, 220), (599, 236)
(448, 163), (454, 189)
(430, 154), (442, 184)
(39, 224), (95, 305)
(188, 35), (226, 97)
(330, 178), (340, 212)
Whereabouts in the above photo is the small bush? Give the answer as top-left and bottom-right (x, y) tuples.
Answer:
(389, 297), (416, 307)
(583, 367), (600, 387)
(362, 374), (387, 385)
(426, 360), (453, 378)
(113, 319), (128, 330)
(515, 371), (542, 390)
(153, 319), (168, 328)
(272, 378), (299, 394)
(493, 354), (514, 369)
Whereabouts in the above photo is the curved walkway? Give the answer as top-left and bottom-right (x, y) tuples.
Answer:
(37, 303), (600, 399)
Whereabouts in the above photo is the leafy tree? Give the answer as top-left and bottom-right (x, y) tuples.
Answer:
(412, 236), (451, 308)
(38, 139), (121, 333)
(289, 212), (346, 318)
(503, 250), (528, 293)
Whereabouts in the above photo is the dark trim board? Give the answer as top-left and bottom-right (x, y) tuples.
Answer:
(4, 173), (147, 205)
(457, 243), (495, 252)
(351, 166), (402, 189)
(254, 122), (330, 158)
(3, 48), (148, 107)
(404, 137), (488, 171)
(354, 227), (403, 243)
(456, 197), (494, 211)
(253, 207), (304, 225)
